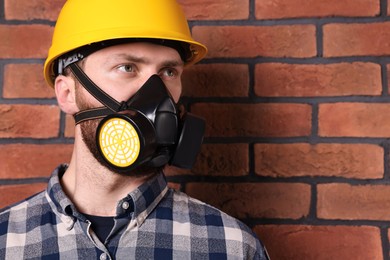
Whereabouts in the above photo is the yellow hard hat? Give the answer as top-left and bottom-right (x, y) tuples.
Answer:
(43, 0), (207, 87)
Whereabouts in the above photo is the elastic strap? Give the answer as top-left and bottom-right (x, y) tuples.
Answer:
(69, 63), (124, 124)
(73, 107), (113, 124)
(69, 63), (121, 112)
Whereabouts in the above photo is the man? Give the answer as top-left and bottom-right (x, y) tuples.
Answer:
(0, 0), (269, 259)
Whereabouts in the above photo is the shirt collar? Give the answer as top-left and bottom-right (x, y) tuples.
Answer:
(45, 164), (169, 228)
(127, 170), (169, 226)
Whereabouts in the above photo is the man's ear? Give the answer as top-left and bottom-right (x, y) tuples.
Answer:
(54, 75), (79, 115)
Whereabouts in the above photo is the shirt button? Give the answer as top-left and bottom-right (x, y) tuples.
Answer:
(122, 201), (130, 210)
(100, 253), (107, 260)
(65, 216), (72, 223)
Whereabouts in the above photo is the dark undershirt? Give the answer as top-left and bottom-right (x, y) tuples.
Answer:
(83, 214), (115, 243)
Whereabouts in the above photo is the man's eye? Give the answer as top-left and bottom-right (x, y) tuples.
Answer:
(162, 69), (176, 78)
(118, 64), (134, 73)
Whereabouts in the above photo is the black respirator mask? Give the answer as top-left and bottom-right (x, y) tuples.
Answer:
(67, 63), (205, 173)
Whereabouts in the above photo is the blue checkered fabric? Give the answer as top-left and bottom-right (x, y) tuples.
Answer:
(0, 164), (269, 259)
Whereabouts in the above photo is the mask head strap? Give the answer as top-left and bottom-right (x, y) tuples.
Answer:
(69, 63), (124, 124)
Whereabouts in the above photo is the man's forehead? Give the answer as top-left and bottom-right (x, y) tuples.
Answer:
(89, 42), (184, 65)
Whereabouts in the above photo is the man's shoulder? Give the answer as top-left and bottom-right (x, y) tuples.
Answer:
(0, 190), (47, 223)
(167, 188), (261, 240)
(162, 189), (269, 259)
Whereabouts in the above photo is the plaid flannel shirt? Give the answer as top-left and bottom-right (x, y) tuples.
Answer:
(0, 164), (269, 259)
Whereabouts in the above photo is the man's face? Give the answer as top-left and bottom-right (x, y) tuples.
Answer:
(79, 42), (184, 105)
(72, 42), (185, 175)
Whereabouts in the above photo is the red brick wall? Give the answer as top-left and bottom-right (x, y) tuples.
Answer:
(1, 0), (389, 258)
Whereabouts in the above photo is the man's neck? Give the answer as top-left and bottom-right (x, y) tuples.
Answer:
(60, 136), (152, 217)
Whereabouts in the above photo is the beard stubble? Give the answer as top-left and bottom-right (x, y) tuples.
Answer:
(74, 80), (160, 177)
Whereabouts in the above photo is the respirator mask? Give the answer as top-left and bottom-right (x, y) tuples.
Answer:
(66, 62), (205, 173)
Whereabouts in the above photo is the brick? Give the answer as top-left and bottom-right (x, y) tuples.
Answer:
(319, 103), (390, 137)
(178, 0), (249, 20)
(0, 104), (60, 138)
(255, 143), (383, 179)
(0, 144), (73, 179)
(5, 0), (65, 21)
(0, 25), (53, 58)
(191, 103), (312, 137)
(64, 114), (75, 138)
(192, 144), (249, 176)
(255, 225), (382, 260)
(186, 182), (311, 219)
(164, 165), (191, 177)
(318, 183), (390, 220)
(255, 62), (381, 97)
(3, 64), (55, 98)
(192, 25), (316, 58)
(167, 182), (181, 191)
(388, 229), (390, 254)
(166, 144), (249, 177)
(324, 22), (390, 57)
(0, 183), (47, 209)
(386, 65), (390, 94)
(182, 64), (249, 97)
(256, 0), (379, 19)
(388, 0), (390, 15)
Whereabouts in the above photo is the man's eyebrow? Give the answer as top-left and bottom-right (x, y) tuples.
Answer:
(160, 60), (184, 68)
(112, 53), (184, 67)
(112, 53), (148, 63)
